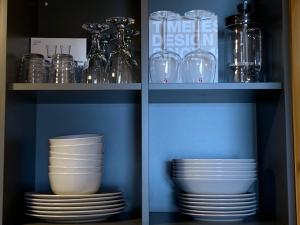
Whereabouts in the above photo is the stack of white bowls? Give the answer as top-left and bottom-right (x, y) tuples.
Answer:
(49, 134), (104, 195)
(172, 159), (257, 222)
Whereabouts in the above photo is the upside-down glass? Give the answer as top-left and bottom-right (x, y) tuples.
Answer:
(106, 17), (136, 83)
(50, 54), (76, 83)
(150, 11), (181, 83)
(19, 54), (47, 83)
(181, 10), (216, 83)
(82, 23), (110, 84)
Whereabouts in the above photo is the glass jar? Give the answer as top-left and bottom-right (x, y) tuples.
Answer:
(225, 1), (262, 83)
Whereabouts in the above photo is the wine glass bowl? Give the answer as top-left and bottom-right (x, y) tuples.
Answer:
(149, 11), (182, 83)
(181, 10), (217, 83)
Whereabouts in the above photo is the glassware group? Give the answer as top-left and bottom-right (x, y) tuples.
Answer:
(19, 17), (140, 84)
(149, 10), (217, 84)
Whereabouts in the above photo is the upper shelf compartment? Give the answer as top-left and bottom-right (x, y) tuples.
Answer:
(9, 83), (142, 104)
(149, 83), (282, 103)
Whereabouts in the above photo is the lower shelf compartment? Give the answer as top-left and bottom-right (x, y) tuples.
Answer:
(149, 213), (276, 225)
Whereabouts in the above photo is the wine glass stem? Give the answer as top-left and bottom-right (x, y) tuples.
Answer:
(195, 18), (201, 49)
(117, 28), (126, 48)
(161, 17), (168, 51)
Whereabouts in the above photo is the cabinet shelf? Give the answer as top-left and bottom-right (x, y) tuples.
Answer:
(149, 213), (276, 225)
(149, 83), (282, 103)
(9, 83), (142, 103)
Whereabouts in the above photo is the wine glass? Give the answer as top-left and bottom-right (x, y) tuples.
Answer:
(106, 17), (136, 83)
(82, 23), (110, 84)
(149, 11), (181, 83)
(181, 10), (216, 83)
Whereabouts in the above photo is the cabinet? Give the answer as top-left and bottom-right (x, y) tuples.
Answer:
(0, 0), (296, 225)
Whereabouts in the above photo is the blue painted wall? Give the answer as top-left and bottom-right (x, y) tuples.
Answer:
(35, 103), (141, 211)
(149, 103), (257, 212)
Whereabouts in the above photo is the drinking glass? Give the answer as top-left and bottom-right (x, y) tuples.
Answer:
(82, 23), (110, 84)
(181, 10), (216, 83)
(149, 11), (181, 83)
(49, 54), (76, 83)
(60, 45), (71, 55)
(19, 54), (47, 83)
(106, 17), (136, 83)
(46, 45), (57, 60)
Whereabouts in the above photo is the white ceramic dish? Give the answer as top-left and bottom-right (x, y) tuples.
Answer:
(173, 166), (256, 172)
(173, 159), (256, 163)
(49, 152), (103, 160)
(180, 210), (256, 222)
(25, 210), (123, 223)
(173, 162), (256, 168)
(49, 173), (102, 195)
(179, 207), (256, 215)
(25, 199), (124, 207)
(25, 192), (121, 199)
(178, 192), (256, 198)
(49, 166), (102, 173)
(178, 203), (257, 211)
(27, 203), (125, 213)
(174, 178), (256, 194)
(50, 143), (103, 154)
(178, 199), (257, 206)
(173, 170), (257, 176)
(27, 206), (125, 216)
(49, 134), (103, 146)
(173, 174), (256, 179)
(49, 157), (102, 167)
(178, 196), (256, 203)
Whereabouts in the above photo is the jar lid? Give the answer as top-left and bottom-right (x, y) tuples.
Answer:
(225, 1), (258, 26)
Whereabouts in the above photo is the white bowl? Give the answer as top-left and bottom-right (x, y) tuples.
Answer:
(173, 170), (257, 176)
(172, 174), (257, 179)
(49, 151), (103, 160)
(174, 178), (256, 195)
(49, 166), (102, 173)
(49, 134), (103, 146)
(173, 159), (256, 163)
(174, 167), (256, 172)
(50, 143), (103, 154)
(49, 157), (102, 168)
(174, 164), (256, 171)
(49, 173), (102, 195)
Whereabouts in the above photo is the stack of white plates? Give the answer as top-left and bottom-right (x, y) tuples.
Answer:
(49, 134), (104, 195)
(25, 192), (125, 223)
(172, 159), (257, 221)
(178, 192), (257, 222)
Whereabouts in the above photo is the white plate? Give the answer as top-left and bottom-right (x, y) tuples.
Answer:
(178, 203), (257, 211)
(180, 210), (256, 222)
(25, 192), (121, 199)
(27, 206), (125, 216)
(178, 196), (256, 202)
(25, 198), (124, 207)
(172, 174), (257, 179)
(174, 166), (256, 171)
(173, 162), (256, 167)
(173, 170), (257, 176)
(26, 202), (125, 211)
(173, 159), (256, 163)
(179, 207), (256, 214)
(25, 195), (123, 203)
(178, 199), (257, 206)
(26, 210), (122, 223)
(178, 192), (256, 198)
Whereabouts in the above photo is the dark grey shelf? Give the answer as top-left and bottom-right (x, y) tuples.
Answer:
(149, 213), (276, 225)
(149, 83), (282, 103)
(9, 83), (142, 103)
(10, 83), (142, 91)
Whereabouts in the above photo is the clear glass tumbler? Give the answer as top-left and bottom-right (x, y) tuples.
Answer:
(19, 54), (47, 83)
(49, 54), (76, 83)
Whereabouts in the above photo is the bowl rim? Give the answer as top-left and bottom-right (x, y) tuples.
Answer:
(50, 134), (103, 140)
(174, 178), (257, 181)
(49, 172), (102, 175)
(49, 157), (102, 162)
(50, 142), (104, 148)
(50, 152), (104, 156)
